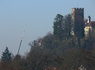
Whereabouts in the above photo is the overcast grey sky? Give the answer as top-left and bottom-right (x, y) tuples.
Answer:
(0, 0), (95, 57)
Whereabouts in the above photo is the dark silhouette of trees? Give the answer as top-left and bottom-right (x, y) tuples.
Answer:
(63, 14), (72, 39)
(53, 14), (72, 40)
(0, 47), (13, 70)
(53, 14), (64, 40)
(1, 47), (12, 63)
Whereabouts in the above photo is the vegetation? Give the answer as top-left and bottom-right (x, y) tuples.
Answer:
(53, 14), (64, 40)
(53, 14), (72, 40)
(0, 13), (95, 70)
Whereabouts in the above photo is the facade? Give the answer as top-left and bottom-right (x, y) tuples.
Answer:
(71, 8), (85, 38)
(84, 16), (95, 37)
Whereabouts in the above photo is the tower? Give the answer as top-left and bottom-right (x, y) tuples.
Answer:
(88, 16), (91, 23)
(71, 8), (85, 38)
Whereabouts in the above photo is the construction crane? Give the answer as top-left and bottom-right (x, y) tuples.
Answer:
(17, 39), (22, 55)
(15, 39), (23, 60)
(16, 24), (26, 55)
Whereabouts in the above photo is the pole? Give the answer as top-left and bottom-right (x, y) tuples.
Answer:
(17, 40), (22, 55)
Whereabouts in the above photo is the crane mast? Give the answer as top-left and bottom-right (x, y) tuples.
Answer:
(17, 40), (22, 55)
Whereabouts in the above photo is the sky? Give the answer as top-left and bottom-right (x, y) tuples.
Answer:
(0, 0), (95, 57)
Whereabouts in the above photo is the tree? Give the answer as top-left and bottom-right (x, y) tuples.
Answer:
(53, 14), (72, 40)
(1, 47), (12, 63)
(0, 47), (13, 70)
(63, 14), (72, 39)
(53, 14), (64, 39)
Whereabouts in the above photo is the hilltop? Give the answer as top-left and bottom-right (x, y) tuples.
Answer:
(0, 8), (95, 70)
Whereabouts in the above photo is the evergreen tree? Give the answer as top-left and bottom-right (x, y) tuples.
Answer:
(53, 14), (64, 39)
(53, 14), (72, 40)
(64, 14), (72, 39)
(1, 47), (12, 63)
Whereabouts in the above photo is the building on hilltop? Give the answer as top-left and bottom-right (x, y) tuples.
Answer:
(84, 16), (95, 38)
(71, 8), (85, 38)
(53, 8), (95, 39)
(71, 8), (95, 38)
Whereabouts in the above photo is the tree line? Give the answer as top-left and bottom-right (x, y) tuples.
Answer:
(0, 14), (95, 70)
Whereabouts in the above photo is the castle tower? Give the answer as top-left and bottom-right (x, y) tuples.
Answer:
(71, 8), (85, 38)
(88, 16), (91, 23)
